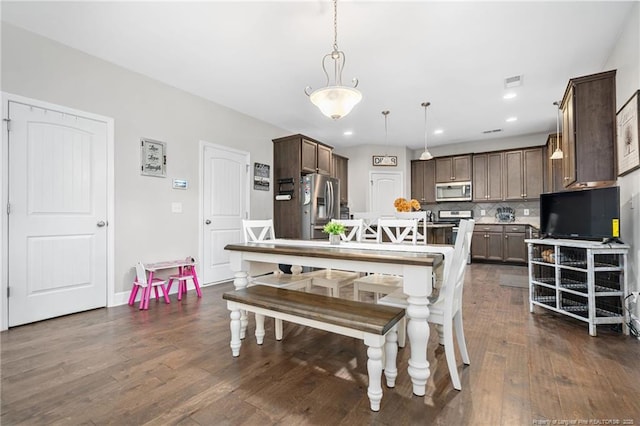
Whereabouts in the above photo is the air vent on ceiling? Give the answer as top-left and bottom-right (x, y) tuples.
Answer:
(482, 128), (503, 134)
(504, 75), (523, 88)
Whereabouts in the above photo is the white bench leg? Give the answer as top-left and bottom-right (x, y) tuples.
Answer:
(364, 334), (385, 412)
(275, 319), (283, 341)
(232, 272), (250, 339)
(229, 308), (242, 357)
(255, 313), (265, 345)
(384, 326), (398, 388)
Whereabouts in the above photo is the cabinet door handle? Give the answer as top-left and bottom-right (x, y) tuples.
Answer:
(505, 235), (509, 239)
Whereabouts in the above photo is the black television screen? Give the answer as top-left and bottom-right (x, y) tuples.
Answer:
(540, 186), (621, 241)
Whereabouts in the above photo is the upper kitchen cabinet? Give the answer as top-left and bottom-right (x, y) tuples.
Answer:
(435, 155), (472, 183)
(560, 70), (617, 188)
(503, 148), (544, 200)
(411, 160), (436, 204)
(300, 137), (332, 175)
(332, 153), (349, 205)
(545, 133), (564, 193)
(473, 152), (503, 201)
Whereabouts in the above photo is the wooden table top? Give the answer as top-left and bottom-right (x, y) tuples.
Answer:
(224, 240), (445, 268)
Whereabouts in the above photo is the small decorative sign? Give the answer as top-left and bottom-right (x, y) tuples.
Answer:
(140, 138), (166, 177)
(616, 90), (640, 176)
(372, 155), (397, 166)
(254, 162), (270, 191)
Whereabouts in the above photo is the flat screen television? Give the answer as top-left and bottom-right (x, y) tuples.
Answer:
(540, 186), (621, 242)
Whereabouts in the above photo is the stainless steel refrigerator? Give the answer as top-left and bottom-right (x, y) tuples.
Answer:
(301, 173), (340, 239)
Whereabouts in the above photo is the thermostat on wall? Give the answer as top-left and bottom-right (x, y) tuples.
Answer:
(172, 179), (188, 190)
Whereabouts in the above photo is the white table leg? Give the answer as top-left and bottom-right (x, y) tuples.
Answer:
(406, 295), (430, 396)
(229, 307), (242, 357)
(233, 271), (249, 339)
(364, 334), (384, 412)
(255, 313), (265, 344)
(384, 326), (398, 388)
(275, 318), (283, 341)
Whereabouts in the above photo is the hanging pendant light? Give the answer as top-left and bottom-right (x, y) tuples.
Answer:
(550, 101), (564, 160)
(377, 110), (395, 165)
(304, 0), (361, 120)
(419, 102), (433, 160)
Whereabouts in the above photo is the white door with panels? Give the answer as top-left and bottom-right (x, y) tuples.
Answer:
(202, 143), (249, 284)
(370, 171), (403, 216)
(7, 100), (108, 327)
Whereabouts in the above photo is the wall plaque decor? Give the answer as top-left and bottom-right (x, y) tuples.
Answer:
(617, 90), (639, 176)
(372, 155), (397, 166)
(254, 162), (270, 191)
(140, 138), (166, 177)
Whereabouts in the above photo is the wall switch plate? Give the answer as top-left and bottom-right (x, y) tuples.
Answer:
(480, 209), (486, 216)
(524, 209), (530, 216)
(171, 202), (183, 213)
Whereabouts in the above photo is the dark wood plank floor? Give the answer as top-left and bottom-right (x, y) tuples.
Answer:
(2, 263), (639, 425)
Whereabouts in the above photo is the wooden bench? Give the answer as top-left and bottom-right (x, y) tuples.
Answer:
(222, 285), (406, 411)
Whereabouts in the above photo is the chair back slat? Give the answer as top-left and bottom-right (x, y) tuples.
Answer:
(351, 212), (379, 241)
(331, 219), (364, 242)
(135, 262), (148, 287)
(437, 219), (475, 314)
(376, 218), (417, 244)
(242, 219), (276, 242)
(395, 211), (427, 243)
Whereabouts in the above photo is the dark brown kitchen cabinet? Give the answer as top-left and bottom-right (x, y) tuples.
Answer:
(435, 155), (472, 183)
(560, 70), (617, 188)
(472, 225), (503, 262)
(503, 225), (527, 263)
(301, 138), (332, 175)
(272, 134), (334, 238)
(472, 152), (503, 201)
(332, 153), (349, 205)
(503, 148), (543, 200)
(545, 133), (564, 193)
(411, 160), (436, 203)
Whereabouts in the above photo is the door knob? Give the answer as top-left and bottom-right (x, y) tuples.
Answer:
(205, 219), (211, 225)
(97, 221), (106, 227)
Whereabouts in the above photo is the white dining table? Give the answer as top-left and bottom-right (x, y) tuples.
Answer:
(224, 239), (454, 397)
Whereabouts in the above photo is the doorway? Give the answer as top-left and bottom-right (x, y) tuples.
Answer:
(369, 171), (403, 215)
(2, 94), (114, 328)
(200, 142), (249, 284)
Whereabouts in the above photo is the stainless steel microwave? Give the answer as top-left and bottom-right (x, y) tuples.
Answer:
(435, 181), (472, 202)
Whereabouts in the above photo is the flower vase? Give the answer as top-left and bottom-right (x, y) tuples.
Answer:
(329, 234), (341, 245)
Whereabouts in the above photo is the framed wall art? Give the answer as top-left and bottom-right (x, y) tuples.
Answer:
(140, 138), (166, 177)
(372, 155), (397, 166)
(616, 90), (639, 176)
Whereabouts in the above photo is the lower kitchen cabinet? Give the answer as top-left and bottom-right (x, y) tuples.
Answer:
(472, 224), (529, 264)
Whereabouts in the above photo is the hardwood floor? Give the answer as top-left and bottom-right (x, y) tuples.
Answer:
(2, 263), (639, 425)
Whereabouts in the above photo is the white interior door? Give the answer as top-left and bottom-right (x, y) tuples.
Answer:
(8, 101), (108, 327)
(201, 143), (248, 284)
(370, 171), (403, 216)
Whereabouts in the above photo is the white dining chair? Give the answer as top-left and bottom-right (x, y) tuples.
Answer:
(352, 218), (418, 302)
(304, 219), (363, 298)
(395, 211), (428, 244)
(378, 219), (475, 391)
(351, 212), (380, 241)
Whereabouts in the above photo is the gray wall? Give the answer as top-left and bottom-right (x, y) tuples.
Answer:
(605, 3), (640, 319)
(1, 23), (288, 298)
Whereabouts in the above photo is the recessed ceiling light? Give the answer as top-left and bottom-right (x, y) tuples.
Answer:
(503, 93), (517, 99)
(506, 117), (518, 122)
(433, 129), (444, 135)
(343, 130), (353, 136)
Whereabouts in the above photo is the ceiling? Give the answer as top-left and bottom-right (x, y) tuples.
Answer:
(1, 1), (635, 151)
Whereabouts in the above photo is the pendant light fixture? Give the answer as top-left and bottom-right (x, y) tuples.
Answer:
(377, 110), (395, 165)
(550, 101), (564, 160)
(304, 0), (362, 120)
(419, 102), (434, 160)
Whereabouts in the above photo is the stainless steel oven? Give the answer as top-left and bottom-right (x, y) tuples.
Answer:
(438, 209), (473, 264)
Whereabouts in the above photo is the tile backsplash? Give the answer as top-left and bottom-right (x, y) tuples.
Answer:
(420, 200), (539, 223)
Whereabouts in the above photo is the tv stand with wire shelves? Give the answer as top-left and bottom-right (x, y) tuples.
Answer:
(525, 238), (629, 336)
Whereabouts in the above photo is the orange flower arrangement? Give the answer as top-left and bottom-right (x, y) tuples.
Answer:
(394, 197), (422, 212)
